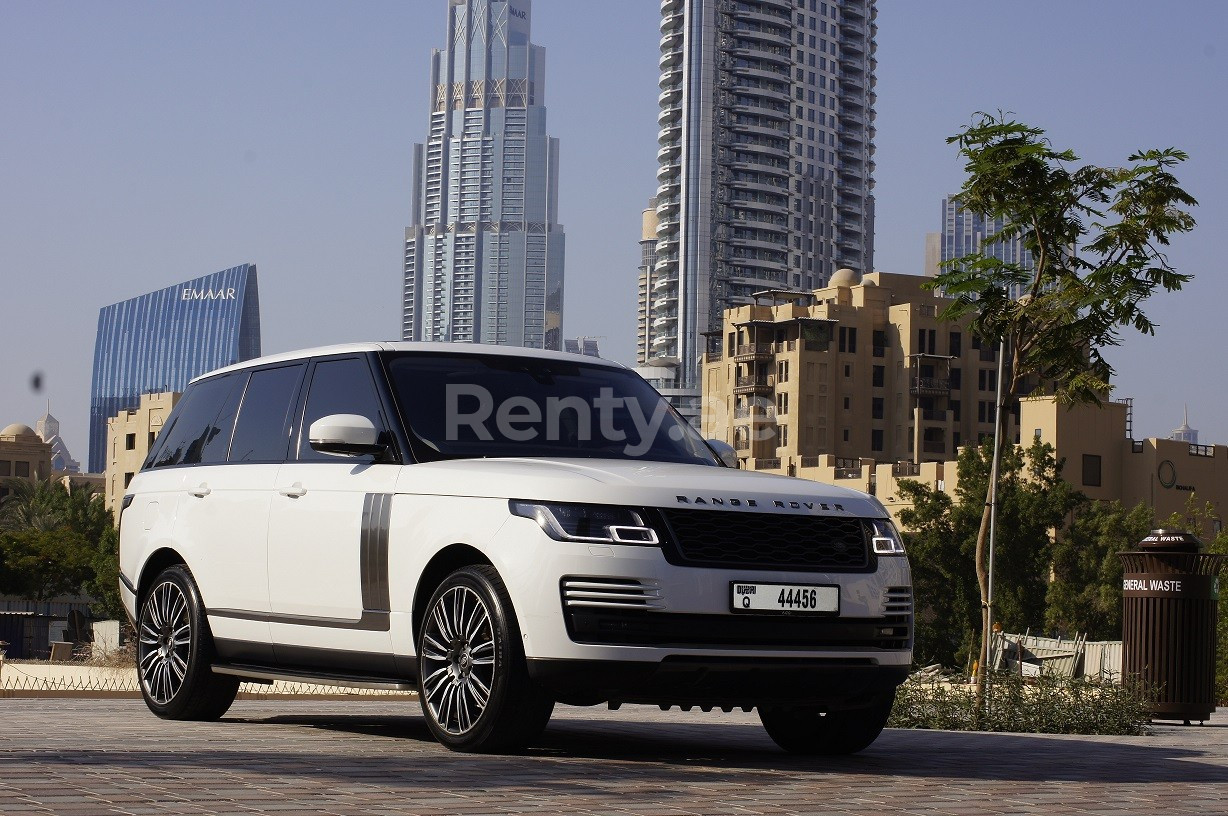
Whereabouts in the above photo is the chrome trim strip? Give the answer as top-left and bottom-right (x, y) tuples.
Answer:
(209, 607), (391, 632)
(211, 664), (414, 691)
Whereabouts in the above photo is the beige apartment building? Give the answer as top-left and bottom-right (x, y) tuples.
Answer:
(104, 392), (180, 517)
(0, 423), (54, 499)
(699, 269), (1227, 533)
(1024, 397), (1228, 535)
(701, 268), (1009, 470)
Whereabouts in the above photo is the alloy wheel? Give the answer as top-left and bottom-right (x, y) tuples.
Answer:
(420, 585), (496, 735)
(138, 580), (192, 705)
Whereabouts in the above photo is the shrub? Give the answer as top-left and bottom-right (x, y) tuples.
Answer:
(889, 672), (1152, 736)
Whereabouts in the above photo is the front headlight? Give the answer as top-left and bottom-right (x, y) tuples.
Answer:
(868, 518), (906, 556)
(509, 501), (660, 545)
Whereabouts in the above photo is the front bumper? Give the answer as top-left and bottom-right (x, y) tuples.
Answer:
(492, 515), (914, 672)
(527, 656), (910, 708)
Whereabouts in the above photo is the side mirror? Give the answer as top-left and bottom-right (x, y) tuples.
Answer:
(706, 438), (739, 468)
(308, 414), (386, 457)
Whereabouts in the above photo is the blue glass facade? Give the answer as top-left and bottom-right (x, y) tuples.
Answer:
(88, 264), (260, 473)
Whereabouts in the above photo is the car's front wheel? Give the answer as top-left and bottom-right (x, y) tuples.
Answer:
(136, 564), (239, 721)
(417, 565), (553, 752)
(759, 689), (896, 755)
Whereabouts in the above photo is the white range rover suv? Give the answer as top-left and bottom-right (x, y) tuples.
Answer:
(119, 342), (912, 754)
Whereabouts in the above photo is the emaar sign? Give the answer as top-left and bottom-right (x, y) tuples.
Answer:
(181, 287), (237, 301)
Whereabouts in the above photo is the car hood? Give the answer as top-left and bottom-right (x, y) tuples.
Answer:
(394, 457), (884, 518)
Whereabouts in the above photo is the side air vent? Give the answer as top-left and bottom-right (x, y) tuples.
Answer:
(884, 586), (913, 616)
(561, 577), (665, 611)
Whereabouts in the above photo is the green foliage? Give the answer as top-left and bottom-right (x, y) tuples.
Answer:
(87, 525), (125, 621)
(0, 528), (95, 601)
(889, 673), (1152, 736)
(929, 112), (1197, 405)
(899, 439), (1082, 668)
(1046, 501), (1154, 640)
(0, 478), (121, 618)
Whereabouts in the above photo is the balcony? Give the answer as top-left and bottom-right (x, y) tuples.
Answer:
(734, 374), (775, 395)
(734, 343), (774, 362)
(910, 376), (951, 397)
(734, 404), (777, 422)
(840, 36), (865, 55)
(892, 462), (921, 478)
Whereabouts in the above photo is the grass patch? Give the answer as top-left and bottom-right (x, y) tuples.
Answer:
(889, 672), (1152, 736)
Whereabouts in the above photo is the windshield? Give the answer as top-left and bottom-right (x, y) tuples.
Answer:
(384, 352), (717, 466)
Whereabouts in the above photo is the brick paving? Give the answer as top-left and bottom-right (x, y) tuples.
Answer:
(0, 699), (1225, 815)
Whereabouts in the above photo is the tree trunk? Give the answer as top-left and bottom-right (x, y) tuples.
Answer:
(974, 341), (1013, 721)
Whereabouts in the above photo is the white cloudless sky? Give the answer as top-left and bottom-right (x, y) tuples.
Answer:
(1, 0), (1225, 461)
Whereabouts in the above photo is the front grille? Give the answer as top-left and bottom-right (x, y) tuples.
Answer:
(657, 509), (871, 571)
(560, 577), (665, 611)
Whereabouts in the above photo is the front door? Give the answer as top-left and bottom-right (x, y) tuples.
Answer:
(266, 355), (399, 675)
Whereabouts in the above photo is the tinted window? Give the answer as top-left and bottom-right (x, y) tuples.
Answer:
(147, 374), (244, 468)
(229, 364), (305, 463)
(297, 357), (387, 462)
(385, 353), (716, 466)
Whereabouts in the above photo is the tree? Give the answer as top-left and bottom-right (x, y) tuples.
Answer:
(899, 438), (1082, 670)
(927, 112), (1197, 698)
(0, 479), (67, 532)
(0, 478), (122, 618)
(0, 528), (95, 602)
(1046, 501), (1154, 641)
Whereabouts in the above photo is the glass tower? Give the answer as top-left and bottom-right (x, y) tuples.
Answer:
(402, 0), (565, 350)
(88, 264), (260, 473)
(933, 195), (1036, 300)
(646, 0), (877, 411)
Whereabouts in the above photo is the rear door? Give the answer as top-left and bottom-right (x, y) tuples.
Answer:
(193, 362), (305, 663)
(267, 354), (400, 674)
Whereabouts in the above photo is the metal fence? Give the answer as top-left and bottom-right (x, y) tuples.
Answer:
(990, 631), (1123, 681)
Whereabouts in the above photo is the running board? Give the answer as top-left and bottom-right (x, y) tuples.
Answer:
(212, 663), (416, 691)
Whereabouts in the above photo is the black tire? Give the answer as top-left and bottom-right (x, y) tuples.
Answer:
(417, 565), (554, 752)
(759, 689), (896, 755)
(136, 564), (239, 721)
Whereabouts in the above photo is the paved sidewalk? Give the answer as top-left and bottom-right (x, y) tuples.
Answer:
(0, 698), (1225, 815)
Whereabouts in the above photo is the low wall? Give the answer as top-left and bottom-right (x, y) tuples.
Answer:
(0, 660), (417, 700)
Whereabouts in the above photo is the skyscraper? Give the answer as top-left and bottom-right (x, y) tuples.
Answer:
(926, 195), (1035, 299)
(645, 0), (877, 417)
(88, 264), (260, 473)
(402, 0), (565, 350)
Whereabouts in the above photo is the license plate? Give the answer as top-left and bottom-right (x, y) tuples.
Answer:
(731, 582), (838, 614)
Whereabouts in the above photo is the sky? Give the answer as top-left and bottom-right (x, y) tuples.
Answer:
(2, 0), (1225, 464)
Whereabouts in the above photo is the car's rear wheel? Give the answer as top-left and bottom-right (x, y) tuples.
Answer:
(137, 564), (239, 721)
(759, 689), (896, 755)
(417, 565), (553, 752)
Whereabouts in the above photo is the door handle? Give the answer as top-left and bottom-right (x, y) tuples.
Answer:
(187, 484), (210, 498)
(279, 482), (307, 498)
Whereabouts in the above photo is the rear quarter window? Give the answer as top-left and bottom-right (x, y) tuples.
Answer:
(145, 373), (244, 469)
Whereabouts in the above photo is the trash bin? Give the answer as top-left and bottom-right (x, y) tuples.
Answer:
(1119, 529), (1226, 723)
